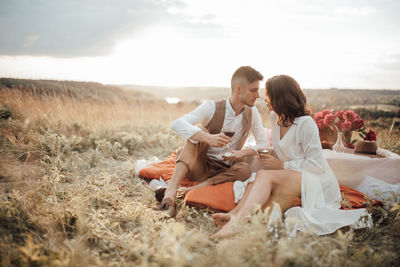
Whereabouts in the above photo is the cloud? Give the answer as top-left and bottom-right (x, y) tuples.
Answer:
(22, 34), (40, 48)
(0, 0), (220, 58)
(334, 6), (377, 16)
(379, 54), (400, 70)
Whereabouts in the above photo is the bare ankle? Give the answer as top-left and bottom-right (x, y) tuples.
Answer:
(164, 188), (177, 199)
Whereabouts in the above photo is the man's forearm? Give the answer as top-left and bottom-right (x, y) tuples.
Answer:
(239, 148), (257, 157)
(190, 130), (210, 143)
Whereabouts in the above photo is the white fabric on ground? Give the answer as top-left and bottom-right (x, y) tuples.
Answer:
(134, 156), (161, 174)
(233, 172), (256, 203)
(355, 176), (400, 205)
(324, 149), (400, 187)
(149, 178), (168, 190)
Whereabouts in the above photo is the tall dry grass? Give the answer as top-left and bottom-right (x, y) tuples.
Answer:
(0, 87), (399, 266)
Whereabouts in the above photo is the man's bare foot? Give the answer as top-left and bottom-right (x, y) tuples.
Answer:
(212, 213), (231, 227)
(160, 187), (178, 217)
(160, 196), (176, 218)
(210, 222), (236, 240)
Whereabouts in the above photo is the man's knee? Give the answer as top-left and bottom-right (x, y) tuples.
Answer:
(231, 162), (251, 181)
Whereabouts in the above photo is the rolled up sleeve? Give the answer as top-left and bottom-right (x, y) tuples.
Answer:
(170, 101), (215, 140)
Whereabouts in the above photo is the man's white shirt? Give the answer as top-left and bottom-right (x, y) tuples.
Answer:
(171, 99), (269, 161)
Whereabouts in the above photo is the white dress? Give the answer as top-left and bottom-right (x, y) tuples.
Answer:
(270, 111), (372, 235)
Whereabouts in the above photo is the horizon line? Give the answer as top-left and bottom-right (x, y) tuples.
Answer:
(1, 76), (400, 91)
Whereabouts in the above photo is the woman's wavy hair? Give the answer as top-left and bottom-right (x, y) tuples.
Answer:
(265, 75), (311, 127)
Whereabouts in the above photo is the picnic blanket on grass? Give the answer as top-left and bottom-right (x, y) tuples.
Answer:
(138, 152), (382, 212)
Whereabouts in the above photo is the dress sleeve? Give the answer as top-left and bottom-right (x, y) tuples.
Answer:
(170, 101), (215, 140)
(248, 107), (269, 151)
(283, 117), (327, 174)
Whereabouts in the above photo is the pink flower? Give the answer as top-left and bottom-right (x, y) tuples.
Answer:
(321, 110), (332, 117)
(323, 114), (337, 128)
(351, 118), (364, 131)
(316, 119), (325, 129)
(335, 110), (345, 121)
(344, 110), (356, 122)
(314, 112), (323, 121)
(341, 121), (352, 131)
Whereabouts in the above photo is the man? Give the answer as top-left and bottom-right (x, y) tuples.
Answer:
(160, 66), (268, 217)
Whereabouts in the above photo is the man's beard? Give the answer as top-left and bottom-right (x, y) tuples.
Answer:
(244, 100), (255, 107)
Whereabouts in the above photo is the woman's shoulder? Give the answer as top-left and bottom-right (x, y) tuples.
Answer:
(296, 115), (314, 123)
(295, 115), (318, 131)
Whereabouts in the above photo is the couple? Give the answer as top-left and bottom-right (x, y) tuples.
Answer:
(160, 66), (371, 238)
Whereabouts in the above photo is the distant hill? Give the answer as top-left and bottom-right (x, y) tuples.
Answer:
(2, 78), (400, 114)
(304, 88), (400, 111)
(119, 84), (231, 103)
(119, 85), (400, 105)
(0, 78), (152, 102)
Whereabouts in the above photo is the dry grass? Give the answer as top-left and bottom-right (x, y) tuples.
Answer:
(0, 88), (399, 266)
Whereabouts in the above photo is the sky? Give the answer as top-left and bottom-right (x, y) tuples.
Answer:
(0, 0), (400, 89)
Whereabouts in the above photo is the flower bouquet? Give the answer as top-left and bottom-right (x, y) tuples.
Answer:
(314, 109), (365, 149)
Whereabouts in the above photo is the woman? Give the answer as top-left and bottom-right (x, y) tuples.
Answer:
(212, 75), (371, 238)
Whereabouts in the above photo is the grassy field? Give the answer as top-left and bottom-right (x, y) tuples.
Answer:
(0, 80), (400, 266)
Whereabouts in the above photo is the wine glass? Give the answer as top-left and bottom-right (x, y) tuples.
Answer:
(257, 146), (269, 159)
(221, 120), (236, 158)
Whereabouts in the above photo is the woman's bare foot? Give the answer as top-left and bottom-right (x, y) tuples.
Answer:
(212, 213), (231, 227)
(210, 222), (236, 240)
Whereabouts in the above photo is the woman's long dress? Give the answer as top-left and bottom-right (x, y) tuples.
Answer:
(270, 111), (372, 235)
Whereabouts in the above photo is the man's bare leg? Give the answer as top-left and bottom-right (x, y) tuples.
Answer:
(160, 161), (189, 217)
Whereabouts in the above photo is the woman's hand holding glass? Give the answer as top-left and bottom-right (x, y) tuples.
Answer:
(257, 148), (284, 170)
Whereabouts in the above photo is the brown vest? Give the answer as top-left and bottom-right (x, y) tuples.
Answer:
(176, 99), (252, 181)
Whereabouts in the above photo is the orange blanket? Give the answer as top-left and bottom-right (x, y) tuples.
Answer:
(139, 152), (382, 212)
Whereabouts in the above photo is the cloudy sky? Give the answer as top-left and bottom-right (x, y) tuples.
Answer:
(1, 0), (399, 89)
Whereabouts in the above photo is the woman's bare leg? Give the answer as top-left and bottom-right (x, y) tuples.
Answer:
(261, 178), (302, 214)
(211, 169), (301, 239)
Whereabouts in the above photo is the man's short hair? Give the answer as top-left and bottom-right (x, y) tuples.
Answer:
(231, 66), (264, 90)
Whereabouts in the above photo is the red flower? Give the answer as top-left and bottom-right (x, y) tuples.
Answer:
(344, 143), (355, 149)
(364, 130), (377, 141)
(344, 110), (356, 122)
